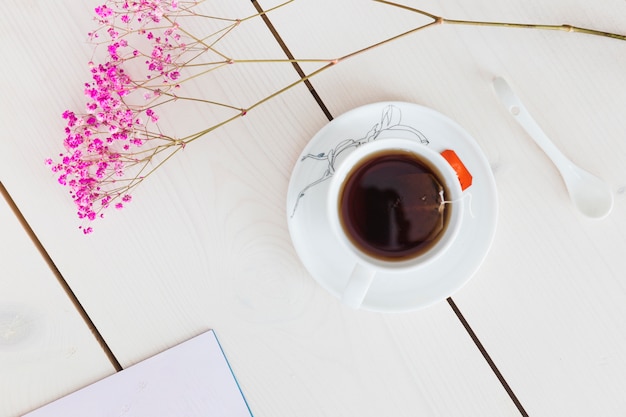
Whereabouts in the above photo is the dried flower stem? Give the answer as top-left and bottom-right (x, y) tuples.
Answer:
(375, 0), (626, 41)
(51, 0), (626, 233)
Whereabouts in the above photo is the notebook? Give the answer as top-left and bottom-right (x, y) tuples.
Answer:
(24, 330), (253, 417)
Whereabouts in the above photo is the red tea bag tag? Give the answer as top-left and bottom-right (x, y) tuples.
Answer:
(441, 149), (472, 191)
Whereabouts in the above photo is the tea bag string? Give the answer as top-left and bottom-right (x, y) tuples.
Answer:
(439, 190), (476, 219)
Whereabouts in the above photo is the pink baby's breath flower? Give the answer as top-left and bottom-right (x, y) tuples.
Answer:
(95, 5), (113, 19)
(107, 27), (119, 40)
(50, 0), (258, 233)
(145, 108), (159, 122)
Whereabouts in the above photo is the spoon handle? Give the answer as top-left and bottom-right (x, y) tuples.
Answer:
(493, 77), (570, 171)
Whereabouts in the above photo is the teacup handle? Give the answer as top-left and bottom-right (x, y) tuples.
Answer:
(341, 263), (376, 309)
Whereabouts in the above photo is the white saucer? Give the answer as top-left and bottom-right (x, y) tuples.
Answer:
(286, 102), (498, 312)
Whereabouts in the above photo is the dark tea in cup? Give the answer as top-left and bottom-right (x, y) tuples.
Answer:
(338, 149), (451, 262)
(327, 138), (465, 308)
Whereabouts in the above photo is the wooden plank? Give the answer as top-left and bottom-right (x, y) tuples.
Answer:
(260, 0), (626, 415)
(0, 1), (522, 416)
(0, 184), (115, 416)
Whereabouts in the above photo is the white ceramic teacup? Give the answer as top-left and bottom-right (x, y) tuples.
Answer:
(327, 138), (465, 308)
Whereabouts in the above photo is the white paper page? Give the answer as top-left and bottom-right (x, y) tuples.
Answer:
(24, 330), (253, 417)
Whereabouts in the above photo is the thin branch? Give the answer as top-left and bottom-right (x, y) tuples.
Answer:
(375, 0), (626, 41)
(443, 19), (626, 41)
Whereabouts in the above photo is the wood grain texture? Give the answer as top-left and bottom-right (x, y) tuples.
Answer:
(4, 0), (626, 415)
(0, 1), (520, 416)
(262, 0), (626, 415)
(0, 185), (115, 417)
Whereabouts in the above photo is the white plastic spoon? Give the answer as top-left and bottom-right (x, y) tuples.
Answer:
(493, 77), (613, 219)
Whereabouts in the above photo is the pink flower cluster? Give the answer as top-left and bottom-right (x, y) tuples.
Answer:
(92, 0), (187, 85)
(94, 1), (176, 25)
(50, 0), (278, 233)
(47, 62), (146, 234)
(49, 1), (190, 234)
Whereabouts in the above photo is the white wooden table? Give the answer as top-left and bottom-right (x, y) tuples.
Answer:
(2, 0), (626, 416)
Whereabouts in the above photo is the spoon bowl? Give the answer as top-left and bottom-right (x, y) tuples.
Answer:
(493, 77), (614, 219)
(563, 163), (614, 219)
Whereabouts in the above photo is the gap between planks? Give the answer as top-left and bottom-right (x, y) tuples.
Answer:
(0, 181), (123, 372)
(249, 1), (530, 415)
(251, 0), (333, 121)
(448, 298), (529, 417)
(3, 3), (532, 414)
